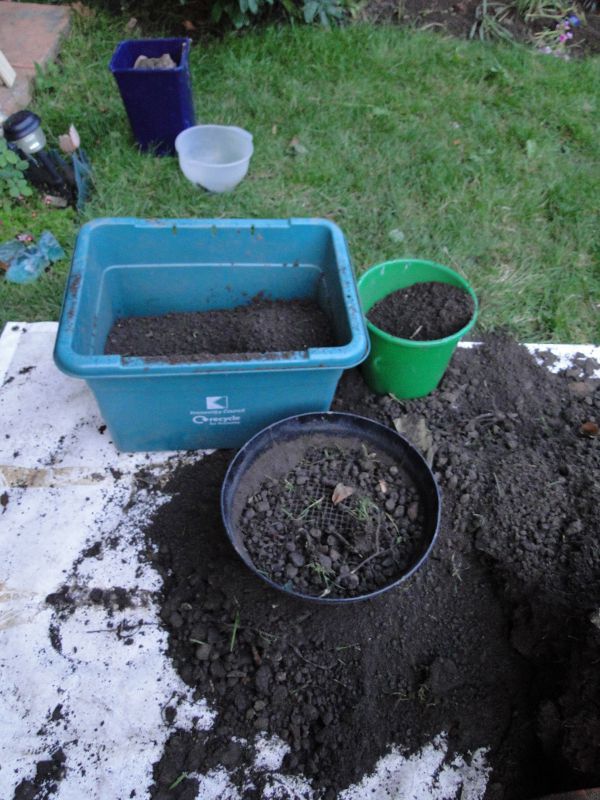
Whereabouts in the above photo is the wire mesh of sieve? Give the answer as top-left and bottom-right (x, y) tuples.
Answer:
(275, 446), (404, 547)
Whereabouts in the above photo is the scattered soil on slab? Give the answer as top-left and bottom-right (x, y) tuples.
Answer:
(104, 297), (337, 359)
(367, 281), (474, 340)
(237, 442), (428, 599)
(13, 749), (67, 800)
(143, 334), (600, 800)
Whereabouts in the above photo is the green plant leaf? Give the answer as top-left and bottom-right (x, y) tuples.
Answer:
(303, 0), (319, 22)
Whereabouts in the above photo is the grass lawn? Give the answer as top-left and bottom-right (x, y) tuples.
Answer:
(1, 15), (598, 342)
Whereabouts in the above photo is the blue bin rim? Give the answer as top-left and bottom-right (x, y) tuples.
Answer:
(109, 37), (192, 73)
(220, 411), (442, 605)
(54, 217), (370, 379)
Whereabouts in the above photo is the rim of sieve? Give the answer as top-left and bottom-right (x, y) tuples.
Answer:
(220, 411), (442, 604)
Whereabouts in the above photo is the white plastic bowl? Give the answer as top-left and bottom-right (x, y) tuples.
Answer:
(174, 124), (253, 193)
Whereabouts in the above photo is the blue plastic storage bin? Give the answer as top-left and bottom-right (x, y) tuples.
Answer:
(54, 218), (369, 452)
(109, 38), (195, 155)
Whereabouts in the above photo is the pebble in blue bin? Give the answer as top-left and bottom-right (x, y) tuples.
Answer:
(109, 38), (195, 156)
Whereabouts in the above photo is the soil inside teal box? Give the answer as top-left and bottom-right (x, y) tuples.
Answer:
(368, 280), (474, 340)
(104, 297), (337, 359)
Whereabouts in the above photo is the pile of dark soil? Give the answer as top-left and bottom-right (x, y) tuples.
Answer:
(104, 298), (337, 358)
(367, 281), (474, 340)
(237, 443), (426, 598)
(143, 334), (600, 800)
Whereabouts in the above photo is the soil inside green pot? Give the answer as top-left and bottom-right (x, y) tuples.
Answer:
(104, 297), (337, 359)
(237, 441), (426, 599)
(367, 280), (474, 340)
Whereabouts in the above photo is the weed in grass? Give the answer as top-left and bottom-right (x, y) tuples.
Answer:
(514, 0), (575, 20)
(470, 0), (514, 42)
(34, 61), (62, 95)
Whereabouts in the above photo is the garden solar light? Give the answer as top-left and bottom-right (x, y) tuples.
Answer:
(3, 109), (67, 196)
(3, 110), (47, 155)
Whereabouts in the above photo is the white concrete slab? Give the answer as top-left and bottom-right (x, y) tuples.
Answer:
(0, 322), (597, 800)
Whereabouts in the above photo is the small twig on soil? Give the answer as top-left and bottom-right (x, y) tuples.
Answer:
(326, 526), (359, 553)
(297, 496), (325, 520)
(85, 620), (157, 638)
(168, 772), (188, 790)
(251, 644), (262, 666)
(332, 677), (352, 690)
(409, 324), (423, 340)
(318, 576), (345, 599)
(160, 690), (177, 724)
(229, 610), (240, 652)
(493, 472), (504, 498)
(385, 512), (400, 534)
(350, 544), (394, 576)
(290, 644), (332, 671)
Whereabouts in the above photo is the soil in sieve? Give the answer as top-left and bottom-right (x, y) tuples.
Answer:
(367, 280), (475, 340)
(104, 297), (337, 359)
(142, 333), (600, 800)
(237, 443), (428, 599)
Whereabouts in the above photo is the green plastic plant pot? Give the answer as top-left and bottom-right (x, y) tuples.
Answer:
(357, 259), (478, 399)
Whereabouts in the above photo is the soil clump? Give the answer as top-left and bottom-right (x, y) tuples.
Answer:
(143, 334), (600, 800)
(367, 281), (474, 340)
(104, 297), (337, 358)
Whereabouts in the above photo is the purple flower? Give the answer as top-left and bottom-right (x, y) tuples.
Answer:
(567, 14), (580, 26)
(559, 33), (567, 42)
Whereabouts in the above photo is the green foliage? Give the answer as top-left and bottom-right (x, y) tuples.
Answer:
(470, 0), (515, 42)
(34, 61), (62, 95)
(513, 0), (573, 20)
(0, 138), (32, 204)
(210, 0), (344, 27)
(303, 0), (344, 26)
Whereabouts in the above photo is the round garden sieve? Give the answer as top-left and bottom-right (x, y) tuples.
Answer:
(220, 411), (441, 604)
